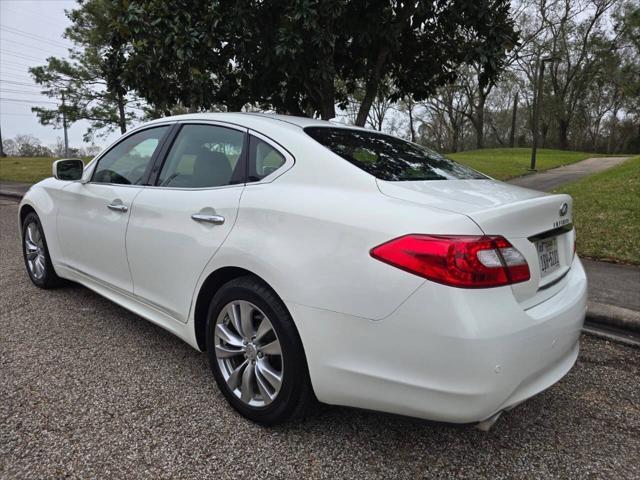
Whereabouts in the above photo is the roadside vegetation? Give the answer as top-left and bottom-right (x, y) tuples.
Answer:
(0, 157), (89, 184)
(557, 156), (639, 264)
(448, 148), (607, 181)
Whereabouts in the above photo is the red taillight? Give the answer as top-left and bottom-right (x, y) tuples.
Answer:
(370, 234), (530, 288)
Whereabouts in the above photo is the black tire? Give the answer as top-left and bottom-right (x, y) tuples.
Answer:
(21, 212), (62, 289)
(206, 276), (314, 425)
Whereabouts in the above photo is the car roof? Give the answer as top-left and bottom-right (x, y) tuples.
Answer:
(144, 111), (367, 132)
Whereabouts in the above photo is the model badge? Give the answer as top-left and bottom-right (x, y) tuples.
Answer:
(559, 203), (568, 217)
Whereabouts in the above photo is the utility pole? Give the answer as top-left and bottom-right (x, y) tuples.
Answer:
(530, 57), (559, 170)
(509, 91), (518, 148)
(61, 91), (69, 157)
(0, 125), (5, 157)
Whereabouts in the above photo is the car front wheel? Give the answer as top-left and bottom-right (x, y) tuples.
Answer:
(206, 276), (314, 425)
(21, 212), (62, 289)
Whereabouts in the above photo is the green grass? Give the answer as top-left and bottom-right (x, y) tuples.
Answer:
(448, 148), (607, 181)
(556, 156), (639, 264)
(0, 156), (94, 183)
(0, 157), (61, 183)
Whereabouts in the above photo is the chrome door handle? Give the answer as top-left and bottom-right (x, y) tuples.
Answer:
(107, 203), (128, 213)
(191, 213), (225, 225)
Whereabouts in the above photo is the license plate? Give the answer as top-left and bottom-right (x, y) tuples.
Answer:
(537, 237), (560, 276)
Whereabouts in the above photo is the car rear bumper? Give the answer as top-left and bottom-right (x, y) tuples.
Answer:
(290, 257), (587, 424)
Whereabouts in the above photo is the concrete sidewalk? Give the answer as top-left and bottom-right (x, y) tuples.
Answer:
(508, 156), (628, 191)
(0, 181), (31, 199)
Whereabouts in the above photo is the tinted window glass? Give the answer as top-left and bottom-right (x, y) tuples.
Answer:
(93, 127), (169, 185)
(248, 136), (285, 182)
(305, 127), (486, 181)
(158, 125), (245, 188)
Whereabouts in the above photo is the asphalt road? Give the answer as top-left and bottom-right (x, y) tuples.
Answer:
(1, 198), (639, 479)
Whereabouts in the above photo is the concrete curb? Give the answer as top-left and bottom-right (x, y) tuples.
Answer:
(0, 190), (25, 199)
(586, 301), (640, 333)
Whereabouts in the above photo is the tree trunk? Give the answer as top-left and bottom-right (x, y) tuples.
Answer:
(451, 125), (460, 152)
(117, 91), (127, 134)
(319, 96), (335, 121)
(509, 91), (518, 148)
(355, 47), (389, 126)
(407, 101), (415, 142)
(558, 119), (570, 150)
(607, 108), (619, 154)
(474, 93), (486, 149)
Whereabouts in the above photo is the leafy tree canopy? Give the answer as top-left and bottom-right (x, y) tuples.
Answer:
(112, 0), (517, 124)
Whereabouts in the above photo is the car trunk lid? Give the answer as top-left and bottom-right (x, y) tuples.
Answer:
(376, 179), (575, 308)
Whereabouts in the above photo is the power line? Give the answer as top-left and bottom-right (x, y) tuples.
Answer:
(0, 79), (42, 88)
(1, 67), (32, 77)
(0, 49), (48, 63)
(0, 97), (59, 105)
(0, 25), (73, 50)
(1, 88), (43, 94)
(1, 38), (70, 56)
(1, 71), (34, 80)
(0, 88), (49, 96)
(0, 112), (36, 117)
(1, 59), (34, 69)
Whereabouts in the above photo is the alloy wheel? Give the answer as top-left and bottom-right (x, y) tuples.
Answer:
(24, 222), (46, 280)
(214, 300), (283, 407)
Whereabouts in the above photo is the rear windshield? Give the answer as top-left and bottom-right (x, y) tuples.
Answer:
(305, 127), (486, 181)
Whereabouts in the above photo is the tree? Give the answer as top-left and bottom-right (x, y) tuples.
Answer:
(543, 0), (617, 149)
(112, 0), (517, 124)
(30, 0), (136, 141)
(11, 135), (53, 157)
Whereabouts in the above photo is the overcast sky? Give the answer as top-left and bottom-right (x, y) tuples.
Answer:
(0, 0), (122, 149)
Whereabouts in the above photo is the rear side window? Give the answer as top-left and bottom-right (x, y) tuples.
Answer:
(248, 136), (286, 182)
(158, 125), (245, 188)
(304, 127), (486, 181)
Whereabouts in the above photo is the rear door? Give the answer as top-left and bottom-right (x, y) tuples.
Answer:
(56, 125), (172, 292)
(125, 122), (247, 323)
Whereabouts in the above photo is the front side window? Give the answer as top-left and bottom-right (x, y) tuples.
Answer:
(304, 127), (486, 181)
(92, 127), (169, 185)
(248, 136), (286, 182)
(158, 125), (245, 188)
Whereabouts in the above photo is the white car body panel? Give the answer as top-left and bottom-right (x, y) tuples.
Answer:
(126, 184), (244, 322)
(56, 182), (142, 292)
(18, 112), (587, 424)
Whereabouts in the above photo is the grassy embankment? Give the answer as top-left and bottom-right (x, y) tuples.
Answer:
(555, 156), (639, 264)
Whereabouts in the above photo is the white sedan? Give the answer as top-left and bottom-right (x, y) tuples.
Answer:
(19, 113), (587, 428)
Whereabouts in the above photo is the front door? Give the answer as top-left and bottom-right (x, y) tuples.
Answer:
(126, 123), (247, 322)
(56, 125), (171, 292)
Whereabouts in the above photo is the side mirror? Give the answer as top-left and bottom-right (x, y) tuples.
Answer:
(53, 159), (84, 181)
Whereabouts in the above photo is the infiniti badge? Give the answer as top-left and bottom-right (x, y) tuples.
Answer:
(559, 203), (568, 217)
